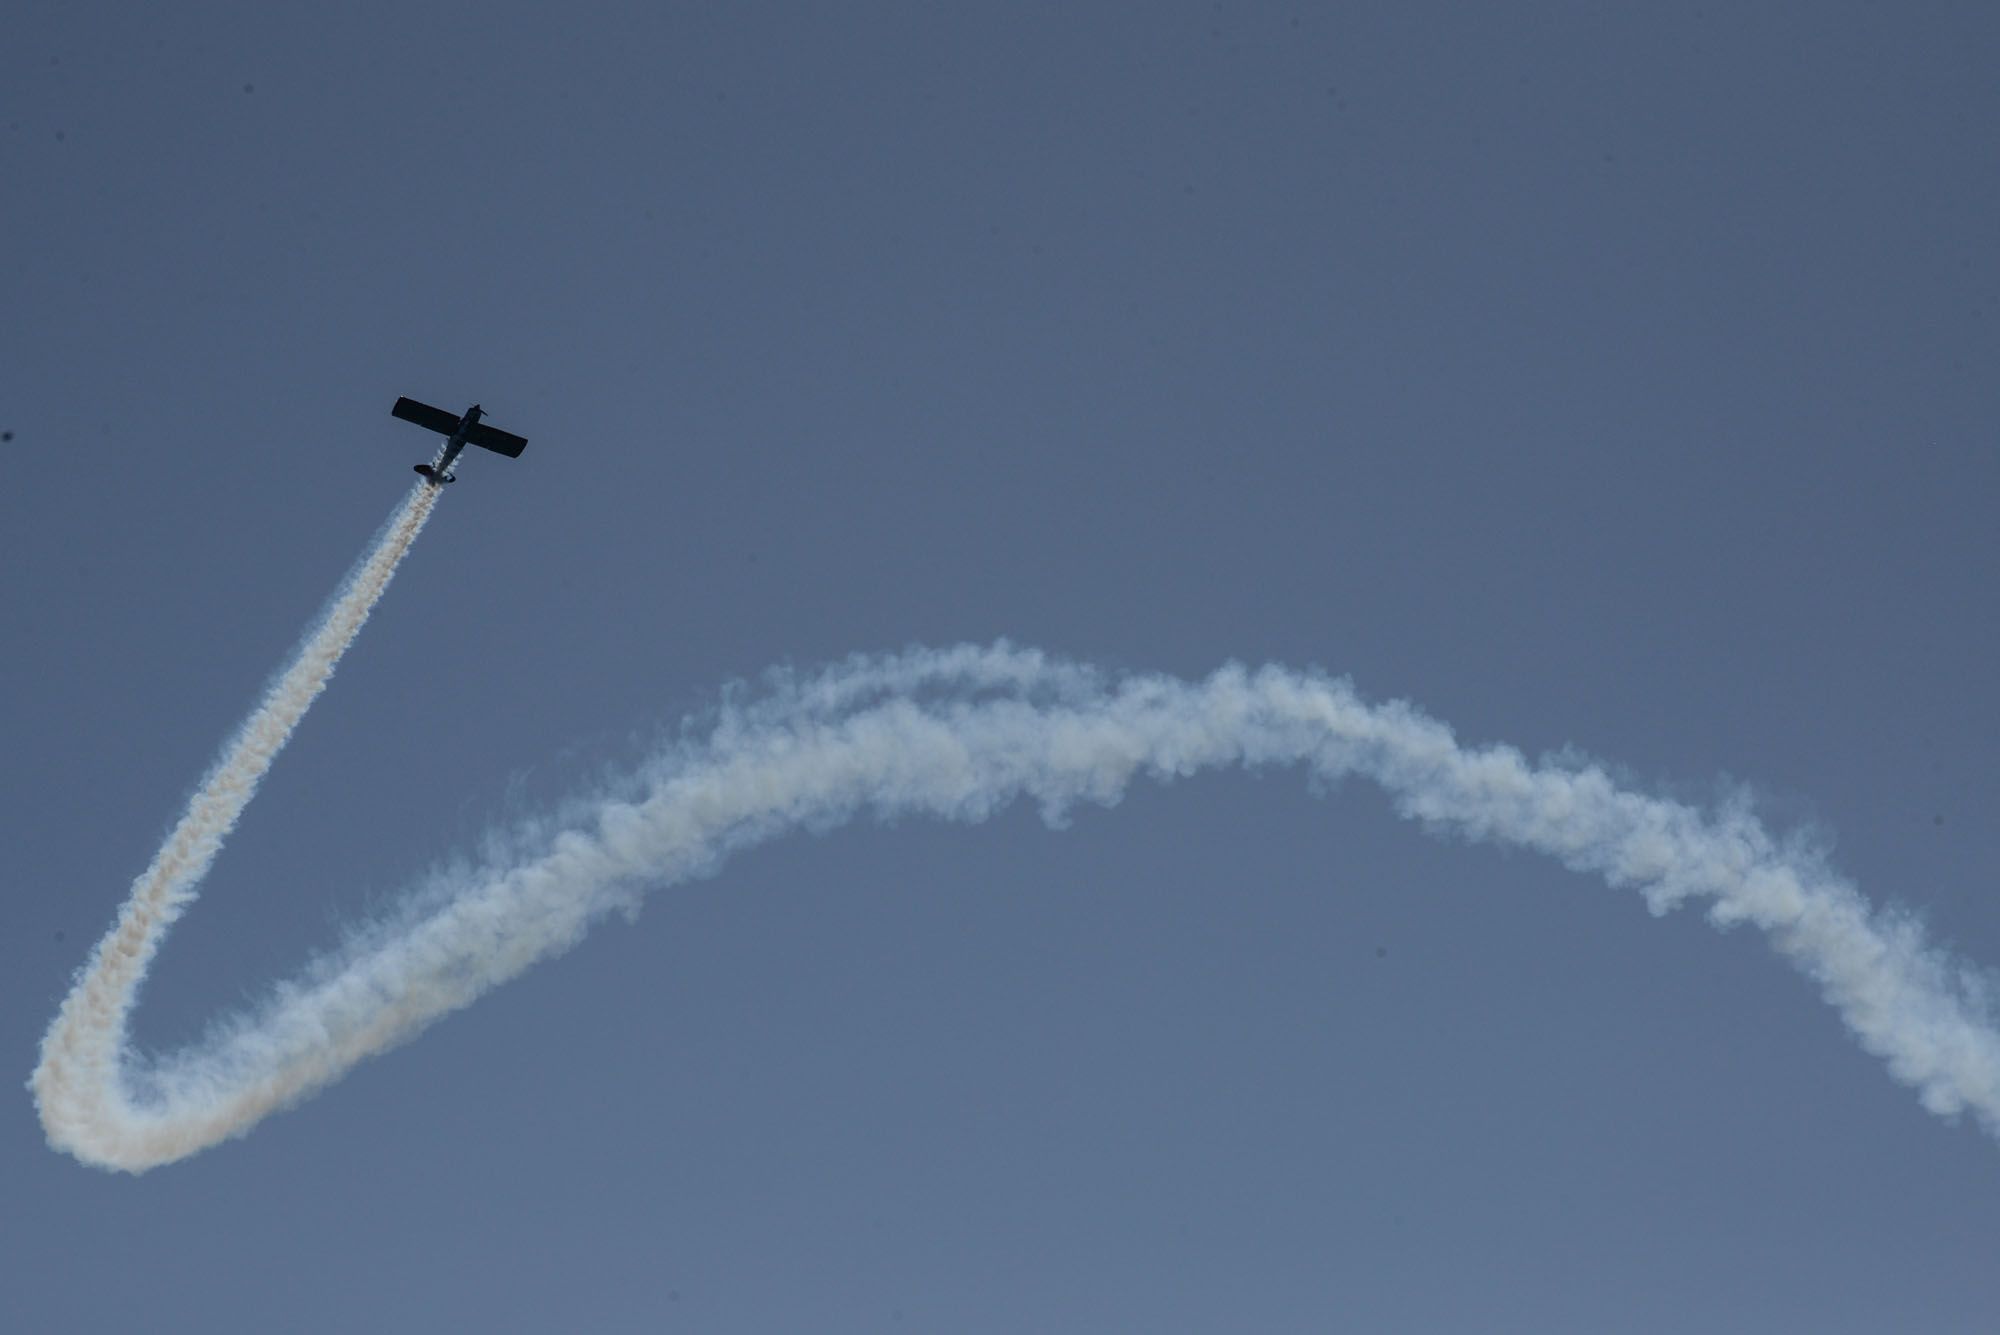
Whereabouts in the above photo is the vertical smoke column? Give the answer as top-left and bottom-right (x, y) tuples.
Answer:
(31, 482), (442, 1170)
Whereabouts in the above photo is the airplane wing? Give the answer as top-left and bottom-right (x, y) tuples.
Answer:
(465, 423), (529, 458)
(391, 397), (464, 435)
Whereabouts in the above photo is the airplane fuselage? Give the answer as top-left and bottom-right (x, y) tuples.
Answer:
(418, 405), (484, 484)
(424, 440), (466, 483)
(448, 404), (485, 447)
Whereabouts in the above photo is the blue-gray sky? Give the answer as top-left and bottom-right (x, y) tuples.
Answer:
(5, 2), (1998, 1330)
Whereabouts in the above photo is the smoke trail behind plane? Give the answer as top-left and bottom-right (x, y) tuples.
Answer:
(32, 505), (2000, 1170)
(32, 483), (440, 1169)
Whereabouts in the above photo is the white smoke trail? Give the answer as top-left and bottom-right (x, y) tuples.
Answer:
(33, 507), (2000, 1171)
(32, 482), (441, 1170)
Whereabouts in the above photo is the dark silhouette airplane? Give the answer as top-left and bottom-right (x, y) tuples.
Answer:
(391, 397), (527, 484)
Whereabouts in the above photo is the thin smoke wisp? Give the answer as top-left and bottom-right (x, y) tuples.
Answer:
(32, 490), (2000, 1171)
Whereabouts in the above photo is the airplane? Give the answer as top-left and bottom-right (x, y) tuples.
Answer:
(391, 397), (528, 484)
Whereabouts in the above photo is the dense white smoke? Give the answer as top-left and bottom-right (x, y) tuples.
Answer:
(33, 484), (441, 1169)
(32, 490), (2000, 1171)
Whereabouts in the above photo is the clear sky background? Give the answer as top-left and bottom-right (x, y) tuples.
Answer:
(5, 3), (1998, 1330)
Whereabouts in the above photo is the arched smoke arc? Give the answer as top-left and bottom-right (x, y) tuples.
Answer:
(32, 489), (2000, 1171)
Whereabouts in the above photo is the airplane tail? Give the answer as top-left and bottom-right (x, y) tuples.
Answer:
(413, 465), (455, 484)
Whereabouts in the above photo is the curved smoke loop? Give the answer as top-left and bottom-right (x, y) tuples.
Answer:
(33, 488), (2000, 1171)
